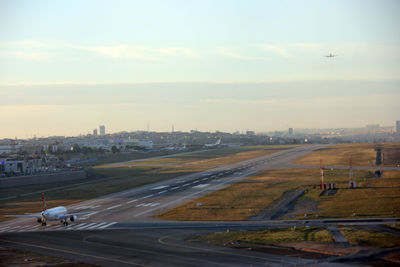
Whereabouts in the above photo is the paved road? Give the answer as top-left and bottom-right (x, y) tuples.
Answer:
(1, 144), (398, 266)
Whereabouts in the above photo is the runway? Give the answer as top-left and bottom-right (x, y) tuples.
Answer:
(1, 145), (398, 266)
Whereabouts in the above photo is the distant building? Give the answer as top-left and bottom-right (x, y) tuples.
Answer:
(93, 129), (98, 136)
(366, 124), (380, 134)
(288, 128), (294, 136)
(246, 130), (255, 136)
(99, 125), (106, 136)
(397, 120), (400, 134)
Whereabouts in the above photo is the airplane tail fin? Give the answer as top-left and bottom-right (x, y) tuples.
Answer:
(42, 193), (47, 211)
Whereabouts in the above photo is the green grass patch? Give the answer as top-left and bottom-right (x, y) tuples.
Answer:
(340, 227), (400, 247)
(190, 227), (334, 247)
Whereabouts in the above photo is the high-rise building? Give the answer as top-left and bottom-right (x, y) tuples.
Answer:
(93, 129), (98, 136)
(288, 128), (294, 136)
(99, 125), (105, 136)
(397, 120), (400, 134)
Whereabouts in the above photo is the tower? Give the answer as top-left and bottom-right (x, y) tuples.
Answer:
(396, 120), (400, 133)
(320, 159), (324, 190)
(349, 157), (356, 188)
(99, 125), (105, 136)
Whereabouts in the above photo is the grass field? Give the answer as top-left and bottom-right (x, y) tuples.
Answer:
(189, 227), (334, 247)
(158, 168), (400, 221)
(0, 146), (289, 222)
(340, 227), (400, 247)
(294, 143), (400, 167)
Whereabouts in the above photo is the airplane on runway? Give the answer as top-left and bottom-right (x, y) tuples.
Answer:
(324, 53), (337, 58)
(204, 138), (222, 148)
(6, 193), (90, 226)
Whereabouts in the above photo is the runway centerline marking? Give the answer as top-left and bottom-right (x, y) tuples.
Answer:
(126, 199), (139, 204)
(143, 194), (153, 199)
(135, 170), (258, 217)
(151, 185), (168, 190)
(193, 184), (209, 189)
(106, 204), (122, 210)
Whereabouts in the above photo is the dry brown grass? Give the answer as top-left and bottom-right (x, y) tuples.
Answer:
(294, 143), (377, 166)
(158, 168), (321, 221)
(158, 168), (400, 221)
(307, 173), (400, 218)
(96, 150), (280, 174)
(294, 143), (400, 167)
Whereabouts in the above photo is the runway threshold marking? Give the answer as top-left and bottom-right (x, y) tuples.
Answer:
(158, 235), (283, 263)
(97, 222), (117, 229)
(0, 238), (149, 267)
(86, 222), (108, 229)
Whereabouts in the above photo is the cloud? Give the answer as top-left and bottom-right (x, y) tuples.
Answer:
(83, 45), (199, 60)
(217, 47), (260, 60)
(258, 45), (293, 58)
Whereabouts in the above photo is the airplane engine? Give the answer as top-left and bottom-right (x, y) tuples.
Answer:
(70, 215), (77, 222)
(37, 218), (42, 223)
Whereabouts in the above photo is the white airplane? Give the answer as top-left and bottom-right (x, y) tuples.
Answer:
(6, 193), (90, 226)
(204, 138), (222, 148)
(324, 53), (337, 58)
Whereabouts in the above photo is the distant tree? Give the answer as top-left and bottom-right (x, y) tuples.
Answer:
(72, 144), (81, 153)
(111, 145), (119, 154)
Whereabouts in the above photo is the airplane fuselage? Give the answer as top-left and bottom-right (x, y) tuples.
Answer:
(41, 206), (67, 221)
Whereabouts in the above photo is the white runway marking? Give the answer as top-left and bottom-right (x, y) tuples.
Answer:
(143, 194), (153, 199)
(16, 225), (31, 232)
(182, 183), (190, 187)
(151, 185), (168, 190)
(193, 184), (209, 189)
(106, 204), (122, 210)
(150, 202), (160, 207)
(66, 223), (88, 230)
(97, 222), (117, 229)
(75, 222), (97, 230)
(126, 199), (139, 204)
(158, 190), (167, 194)
(171, 186), (179, 190)
(25, 225), (41, 232)
(135, 170), (258, 217)
(87, 222), (108, 229)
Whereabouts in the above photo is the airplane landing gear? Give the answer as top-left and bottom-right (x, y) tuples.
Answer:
(63, 221), (69, 226)
(41, 222), (47, 226)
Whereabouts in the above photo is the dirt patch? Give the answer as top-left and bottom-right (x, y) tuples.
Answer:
(383, 148), (400, 166)
(284, 242), (363, 256)
(283, 196), (319, 219)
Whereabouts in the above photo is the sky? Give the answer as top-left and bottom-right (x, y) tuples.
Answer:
(0, 0), (399, 138)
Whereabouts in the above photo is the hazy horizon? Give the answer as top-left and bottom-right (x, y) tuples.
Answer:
(1, 0), (399, 139)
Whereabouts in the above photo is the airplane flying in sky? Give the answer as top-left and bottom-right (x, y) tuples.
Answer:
(324, 53), (338, 58)
(6, 193), (89, 226)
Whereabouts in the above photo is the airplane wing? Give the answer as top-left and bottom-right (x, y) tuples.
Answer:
(55, 211), (92, 220)
(5, 214), (41, 219)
